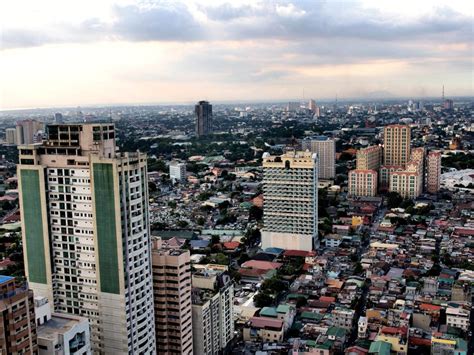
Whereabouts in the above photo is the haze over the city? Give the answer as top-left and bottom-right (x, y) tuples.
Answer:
(0, 0), (472, 110)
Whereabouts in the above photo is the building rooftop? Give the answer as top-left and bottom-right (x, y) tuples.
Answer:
(37, 313), (85, 340)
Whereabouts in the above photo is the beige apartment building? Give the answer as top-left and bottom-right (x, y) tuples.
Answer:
(262, 150), (318, 251)
(356, 145), (382, 171)
(426, 151), (442, 194)
(0, 276), (38, 354)
(17, 123), (156, 353)
(348, 170), (378, 197)
(383, 125), (411, 166)
(151, 237), (193, 354)
(301, 136), (335, 180)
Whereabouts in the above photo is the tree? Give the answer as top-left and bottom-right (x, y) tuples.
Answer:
(253, 292), (274, 307)
(249, 206), (263, 221)
(148, 181), (158, 193)
(386, 192), (403, 209)
(211, 235), (221, 245)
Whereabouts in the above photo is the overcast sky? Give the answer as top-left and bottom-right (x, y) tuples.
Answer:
(0, 0), (472, 109)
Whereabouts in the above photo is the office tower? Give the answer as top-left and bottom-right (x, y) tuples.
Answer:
(301, 136), (335, 180)
(0, 275), (38, 354)
(195, 100), (213, 137)
(35, 296), (91, 354)
(383, 125), (411, 166)
(151, 237), (193, 354)
(356, 145), (382, 171)
(5, 128), (17, 145)
(17, 123), (156, 353)
(192, 265), (234, 355)
(16, 119), (44, 145)
(348, 170), (378, 197)
(54, 113), (64, 123)
(169, 161), (187, 183)
(262, 151), (318, 251)
(308, 99), (318, 114)
(426, 151), (442, 194)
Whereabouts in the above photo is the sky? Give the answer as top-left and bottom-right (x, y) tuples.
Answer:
(0, 0), (472, 110)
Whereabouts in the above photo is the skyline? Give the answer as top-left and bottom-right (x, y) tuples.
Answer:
(1, 0), (473, 110)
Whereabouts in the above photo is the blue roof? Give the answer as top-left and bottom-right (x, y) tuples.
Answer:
(0, 275), (14, 284)
(190, 240), (211, 248)
(264, 247), (284, 255)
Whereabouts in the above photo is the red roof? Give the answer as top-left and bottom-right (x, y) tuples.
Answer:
(419, 303), (441, 312)
(223, 241), (240, 250)
(319, 296), (336, 303)
(380, 326), (407, 336)
(409, 337), (431, 346)
(242, 260), (282, 271)
(249, 316), (283, 330)
(284, 250), (312, 257)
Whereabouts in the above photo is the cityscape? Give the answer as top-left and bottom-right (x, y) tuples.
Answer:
(0, 1), (473, 355)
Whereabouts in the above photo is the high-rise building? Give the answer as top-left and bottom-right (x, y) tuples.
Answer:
(16, 119), (44, 145)
(389, 160), (423, 199)
(443, 99), (454, 110)
(426, 151), (441, 194)
(0, 275), (38, 354)
(286, 102), (300, 112)
(195, 101), (213, 137)
(17, 123), (156, 353)
(348, 170), (378, 197)
(54, 113), (64, 123)
(192, 265), (234, 355)
(151, 237), (193, 354)
(356, 145), (382, 171)
(169, 161), (187, 183)
(308, 99), (319, 116)
(301, 136), (335, 180)
(5, 128), (17, 145)
(35, 296), (91, 354)
(383, 125), (411, 166)
(262, 151), (318, 251)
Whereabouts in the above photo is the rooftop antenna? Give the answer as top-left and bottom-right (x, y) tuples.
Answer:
(442, 85), (445, 101)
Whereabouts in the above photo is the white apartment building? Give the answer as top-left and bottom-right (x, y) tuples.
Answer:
(262, 151), (318, 251)
(169, 161), (187, 183)
(446, 307), (470, 331)
(192, 267), (234, 355)
(18, 123), (156, 353)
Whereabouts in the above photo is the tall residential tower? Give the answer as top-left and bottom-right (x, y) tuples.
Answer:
(302, 136), (335, 180)
(262, 151), (318, 251)
(195, 101), (213, 137)
(17, 123), (156, 353)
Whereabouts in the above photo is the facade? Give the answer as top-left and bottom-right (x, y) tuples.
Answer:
(195, 101), (213, 137)
(348, 169), (378, 197)
(301, 136), (335, 180)
(356, 145), (382, 171)
(262, 151), (318, 251)
(151, 237), (193, 354)
(0, 276), (38, 354)
(169, 161), (187, 183)
(17, 123), (155, 353)
(243, 317), (284, 342)
(426, 151), (442, 194)
(446, 307), (470, 331)
(332, 308), (355, 330)
(35, 296), (91, 354)
(389, 168), (423, 199)
(5, 128), (17, 145)
(383, 125), (411, 166)
(16, 119), (44, 145)
(192, 266), (234, 355)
